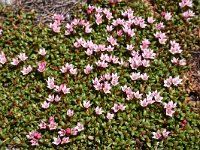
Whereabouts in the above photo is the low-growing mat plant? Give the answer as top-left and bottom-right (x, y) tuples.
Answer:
(0, 0), (199, 149)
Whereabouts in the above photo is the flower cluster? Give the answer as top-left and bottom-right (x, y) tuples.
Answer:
(140, 91), (163, 107)
(179, 0), (195, 20)
(11, 53), (28, 66)
(169, 40), (183, 54)
(49, 14), (64, 33)
(60, 63), (77, 75)
(154, 31), (167, 44)
(164, 76), (182, 87)
(171, 57), (186, 66)
(164, 101), (177, 117)
(152, 129), (170, 140)
(26, 131), (42, 146)
(92, 73), (119, 93)
(121, 85), (142, 100)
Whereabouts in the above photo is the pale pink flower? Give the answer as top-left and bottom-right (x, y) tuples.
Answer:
(49, 116), (55, 123)
(179, 59), (186, 66)
(111, 103), (119, 113)
(38, 121), (47, 129)
(118, 104), (126, 111)
(61, 137), (70, 144)
(171, 57), (179, 64)
(106, 112), (114, 120)
(85, 48), (93, 56)
(52, 136), (61, 145)
(69, 68), (77, 75)
(127, 44), (134, 51)
(106, 45), (114, 52)
(141, 73), (149, 81)
(93, 81), (102, 91)
(103, 81), (112, 94)
(182, 10), (195, 20)
(71, 127), (78, 136)
(50, 22), (61, 33)
(67, 109), (74, 117)
(53, 95), (60, 102)
(166, 108), (175, 117)
(46, 77), (55, 89)
(18, 53), (28, 61)
(52, 14), (64, 22)
(142, 59), (150, 67)
(0, 52), (7, 64)
(154, 93), (163, 103)
(76, 122), (84, 132)
(164, 76), (173, 87)
(130, 72), (141, 80)
(164, 101), (177, 110)
(162, 129), (170, 138)
(152, 130), (162, 139)
(37, 62), (46, 72)
(26, 131), (42, 146)
(164, 12), (172, 20)
(0, 29), (2, 35)
(83, 100), (92, 109)
(49, 122), (57, 130)
(21, 65), (32, 75)
(58, 129), (66, 137)
(61, 84), (70, 94)
(147, 16), (155, 24)
(140, 99), (148, 107)
(46, 94), (54, 102)
(11, 58), (20, 66)
(95, 13), (103, 25)
(127, 29), (135, 37)
(155, 22), (165, 30)
(41, 101), (50, 109)
(39, 48), (47, 56)
(133, 91), (142, 99)
(107, 36), (118, 46)
(179, 0), (193, 8)
(169, 40), (183, 54)
(172, 76), (182, 86)
(95, 106), (104, 115)
(146, 95), (155, 104)
(106, 25), (113, 32)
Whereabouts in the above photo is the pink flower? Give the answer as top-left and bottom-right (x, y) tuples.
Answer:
(27, 131), (42, 146)
(58, 129), (66, 137)
(162, 129), (170, 138)
(111, 103), (119, 113)
(83, 64), (92, 74)
(52, 14), (64, 22)
(18, 53), (28, 61)
(95, 13), (103, 25)
(106, 25), (113, 32)
(107, 36), (118, 46)
(103, 81), (112, 94)
(83, 100), (92, 109)
(169, 40), (183, 54)
(111, 73), (119, 86)
(140, 99), (148, 107)
(106, 112), (114, 120)
(69, 68), (77, 75)
(49, 116), (55, 123)
(37, 61), (46, 72)
(61, 84), (70, 94)
(130, 72), (141, 80)
(41, 101), (50, 109)
(49, 122), (57, 130)
(155, 22), (165, 30)
(61, 137), (70, 144)
(0, 52), (7, 64)
(142, 48), (156, 59)
(133, 91), (142, 99)
(76, 122), (84, 132)
(11, 58), (20, 66)
(146, 95), (155, 104)
(179, 0), (193, 8)
(182, 10), (195, 20)
(71, 127), (78, 136)
(147, 16), (155, 24)
(166, 108), (175, 117)
(54, 95), (61, 102)
(38, 121), (47, 129)
(61, 63), (73, 73)
(118, 104), (126, 111)
(172, 76), (182, 86)
(95, 106), (104, 115)
(152, 130), (162, 139)
(46, 77), (55, 89)
(141, 73), (149, 81)
(39, 48), (47, 56)
(164, 101), (177, 110)
(0, 29), (2, 35)
(142, 59), (150, 67)
(21, 65), (32, 75)
(164, 76), (173, 87)
(46, 94), (54, 102)
(67, 109), (74, 117)
(154, 93), (163, 103)
(164, 12), (172, 20)
(52, 136), (61, 145)
(127, 44), (134, 51)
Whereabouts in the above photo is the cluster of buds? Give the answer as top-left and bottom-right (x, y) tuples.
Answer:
(152, 129), (170, 140)
(164, 101), (177, 117)
(60, 63), (77, 75)
(49, 14), (64, 33)
(169, 40), (183, 54)
(65, 19), (92, 35)
(164, 76), (182, 87)
(26, 131), (42, 146)
(121, 85), (143, 100)
(140, 91), (163, 107)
